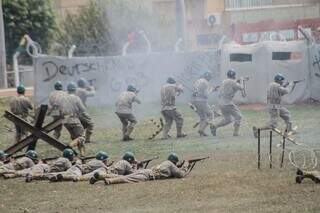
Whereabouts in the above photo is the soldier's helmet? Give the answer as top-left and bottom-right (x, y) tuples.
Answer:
(127, 85), (137, 93)
(227, 69), (236, 79)
(17, 85), (25, 94)
(63, 148), (75, 159)
(0, 150), (8, 159)
(77, 78), (87, 88)
(26, 150), (38, 160)
(167, 153), (179, 164)
(54, 81), (63, 91)
(203, 71), (213, 81)
(274, 73), (285, 83)
(67, 82), (77, 92)
(96, 151), (109, 161)
(122, 151), (135, 164)
(167, 77), (176, 84)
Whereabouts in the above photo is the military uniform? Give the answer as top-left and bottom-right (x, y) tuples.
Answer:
(9, 95), (33, 142)
(161, 83), (185, 139)
(296, 169), (320, 184)
(191, 78), (213, 135)
(265, 82), (294, 131)
(60, 93), (86, 155)
(48, 90), (65, 139)
(101, 160), (188, 185)
(76, 87), (95, 107)
(212, 79), (243, 136)
(115, 91), (141, 140)
(0, 157), (35, 175)
(3, 163), (50, 179)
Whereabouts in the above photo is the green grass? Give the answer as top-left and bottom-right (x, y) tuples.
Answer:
(0, 102), (320, 213)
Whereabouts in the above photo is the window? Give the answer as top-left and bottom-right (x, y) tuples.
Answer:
(272, 52), (303, 61)
(279, 29), (295, 40)
(225, 0), (272, 9)
(230, 53), (252, 62)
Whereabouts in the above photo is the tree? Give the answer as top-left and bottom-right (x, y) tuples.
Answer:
(3, 0), (56, 63)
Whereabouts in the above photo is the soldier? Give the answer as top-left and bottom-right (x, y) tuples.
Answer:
(191, 72), (216, 136)
(60, 82), (86, 155)
(0, 150), (38, 176)
(89, 151), (137, 184)
(9, 85), (33, 143)
(25, 148), (75, 182)
(49, 151), (109, 182)
(253, 73), (295, 136)
(76, 78), (95, 107)
(210, 69), (243, 136)
(48, 81), (65, 139)
(68, 82), (94, 144)
(93, 153), (189, 185)
(160, 77), (186, 139)
(296, 169), (320, 184)
(115, 85), (141, 141)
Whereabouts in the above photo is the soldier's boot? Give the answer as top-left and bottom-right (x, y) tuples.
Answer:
(299, 170), (320, 184)
(210, 124), (217, 136)
(198, 121), (208, 137)
(233, 124), (240, 137)
(176, 126), (187, 138)
(286, 122), (297, 135)
(161, 125), (170, 140)
(90, 172), (103, 184)
(85, 130), (92, 143)
(124, 126), (134, 141)
(104, 177), (126, 185)
(25, 174), (33, 183)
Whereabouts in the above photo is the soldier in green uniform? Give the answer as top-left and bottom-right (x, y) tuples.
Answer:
(115, 85), (141, 141)
(160, 77), (186, 139)
(9, 85), (33, 143)
(76, 78), (95, 107)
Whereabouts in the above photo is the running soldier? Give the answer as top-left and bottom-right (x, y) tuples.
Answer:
(90, 151), (137, 184)
(115, 85), (141, 141)
(210, 69), (243, 136)
(68, 82), (94, 143)
(0, 150), (38, 176)
(60, 83), (86, 156)
(253, 73), (296, 136)
(9, 85), (33, 143)
(48, 81), (65, 139)
(49, 151), (109, 182)
(25, 148), (75, 182)
(92, 153), (189, 185)
(191, 72), (217, 136)
(160, 77), (186, 139)
(76, 78), (95, 107)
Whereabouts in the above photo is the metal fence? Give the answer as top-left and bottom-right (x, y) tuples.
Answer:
(225, 0), (273, 9)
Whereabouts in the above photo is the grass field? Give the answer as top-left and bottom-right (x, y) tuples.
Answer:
(0, 99), (320, 213)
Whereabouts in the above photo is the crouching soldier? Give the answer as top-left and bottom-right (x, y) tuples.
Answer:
(253, 73), (296, 137)
(161, 77), (186, 139)
(49, 151), (109, 182)
(90, 151), (137, 184)
(10, 85), (33, 143)
(60, 82), (86, 155)
(96, 153), (189, 185)
(25, 148), (74, 182)
(296, 169), (320, 184)
(115, 85), (141, 141)
(210, 69), (243, 136)
(0, 150), (38, 176)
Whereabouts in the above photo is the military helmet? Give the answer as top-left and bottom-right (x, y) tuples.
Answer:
(54, 81), (63, 91)
(17, 85), (25, 94)
(127, 85), (137, 92)
(63, 148), (75, 159)
(274, 73), (285, 83)
(167, 153), (179, 164)
(0, 150), (8, 159)
(227, 69), (236, 79)
(96, 151), (109, 161)
(26, 150), (38, 160)
(67, 82), (77, 92)
(77, 78), (87, 88)
(167, 77), (176, 84)
(122, 151), (135, 163)
(203, 71), (213, 81)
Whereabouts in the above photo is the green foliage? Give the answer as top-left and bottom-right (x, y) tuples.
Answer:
(3, 0), (56, 64)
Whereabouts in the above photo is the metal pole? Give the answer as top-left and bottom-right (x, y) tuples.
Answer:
(175, 0), (187, 50)
(280, 131), (286, 168)
(258, 128), (261, 169)
(0, 0), (7, 88)
(269, 131), (272, 169)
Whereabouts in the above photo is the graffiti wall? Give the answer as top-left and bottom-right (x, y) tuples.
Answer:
(310, 44), (320, 101)
(34, 51), (220, 106)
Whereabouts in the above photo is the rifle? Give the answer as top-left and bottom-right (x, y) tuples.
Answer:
(41, 156), (59, 163)
(178, 156), (210, 175)
(137, 156), (159, 169)
(80, 156), (96, 163)
(237, 76), (250, 98)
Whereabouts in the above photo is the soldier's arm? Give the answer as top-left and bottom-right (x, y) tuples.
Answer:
(279, 85), (291, 95)
(26, 98), (33, 110)
(170, 163), (188, 178)
(85, 88), (95, 97)
(133, 95), (141, 104)
(76, 97), (87, 112)
(234, 81), (244, 91)
(175, 84), (184, 93)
